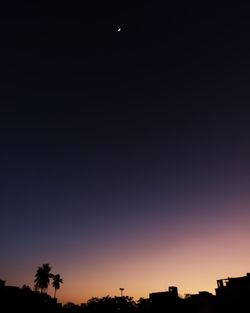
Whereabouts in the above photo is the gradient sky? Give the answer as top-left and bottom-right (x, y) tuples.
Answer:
(1, 1), (250, 305)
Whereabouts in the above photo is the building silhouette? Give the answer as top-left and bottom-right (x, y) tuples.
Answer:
(149, 286), (182, 312)
(0, 280), (61, 313)
(1, 272), (250, 313)
(148, 273), (250, 313)
(216, 273), (250, 312)
(185, 291), (215, 313)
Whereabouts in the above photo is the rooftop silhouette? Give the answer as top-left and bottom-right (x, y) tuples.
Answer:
(1, 272), (250, 313)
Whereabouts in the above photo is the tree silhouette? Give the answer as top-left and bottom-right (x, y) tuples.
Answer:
(86, 296), (137, 313)
(34, 263), (53, 293)
(52, 274), (63, 298)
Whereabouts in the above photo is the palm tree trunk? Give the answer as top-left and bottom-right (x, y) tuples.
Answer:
(54, 288), (56, 298)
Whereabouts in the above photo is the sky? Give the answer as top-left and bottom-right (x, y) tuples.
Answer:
(1, 1), (250, 305)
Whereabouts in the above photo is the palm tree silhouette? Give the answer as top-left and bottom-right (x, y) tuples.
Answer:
(52, 274), (63, 298)
(34, 263), (53, 293)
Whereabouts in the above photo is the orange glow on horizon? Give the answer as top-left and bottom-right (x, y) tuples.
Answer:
(2, 197), (250, 305)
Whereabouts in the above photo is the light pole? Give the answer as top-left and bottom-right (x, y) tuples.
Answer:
(119, 288), (125, 297)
